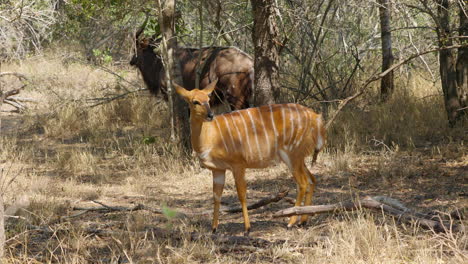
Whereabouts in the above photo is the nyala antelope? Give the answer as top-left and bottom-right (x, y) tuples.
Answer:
(175, 81), (326, 235)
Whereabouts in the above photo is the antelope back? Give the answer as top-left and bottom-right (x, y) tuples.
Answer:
(206, 103), (325, 168)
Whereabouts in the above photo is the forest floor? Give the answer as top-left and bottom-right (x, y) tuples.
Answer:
(0, 54), (466, 263)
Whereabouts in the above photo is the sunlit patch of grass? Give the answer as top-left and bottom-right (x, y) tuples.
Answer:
(327, 77), (458, 153)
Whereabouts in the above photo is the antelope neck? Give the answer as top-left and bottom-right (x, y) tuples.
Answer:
(189, 114), (213, 154)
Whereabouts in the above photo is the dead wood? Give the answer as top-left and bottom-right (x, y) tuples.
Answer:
(0, 72), (27, 80)
(283, 197), (296, 205)
(0, 72), (29, 110)
(70, 190), (289, 218)
(7, 96), (39, 103)
(0, 89), (21, 106)
(3, 99), (26, 112)
(71, 201), (167, 215)
(273, 196), (463, 233)
(222, 189), (289, 213)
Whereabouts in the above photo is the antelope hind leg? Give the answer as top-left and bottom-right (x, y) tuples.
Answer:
(300, 163), (316, 225)
(287, 165), (308, 228)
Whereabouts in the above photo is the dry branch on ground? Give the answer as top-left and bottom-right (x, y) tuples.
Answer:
(70, 190), (289, 219)
(274, 196), (463, 233)
(0, 72), (29, 112)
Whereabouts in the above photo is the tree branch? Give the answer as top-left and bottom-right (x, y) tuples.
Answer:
(0, 72), (29, 110)
(325, 44), (468, 129)
(274, 196), (463, 233)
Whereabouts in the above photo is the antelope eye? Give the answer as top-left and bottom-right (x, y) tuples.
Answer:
(193, 100), (201, 105)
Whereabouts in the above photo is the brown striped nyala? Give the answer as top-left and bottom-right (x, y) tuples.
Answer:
(175, 81), (327, 236)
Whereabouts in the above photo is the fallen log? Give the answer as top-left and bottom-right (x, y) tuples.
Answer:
(273, 196), (463, 233)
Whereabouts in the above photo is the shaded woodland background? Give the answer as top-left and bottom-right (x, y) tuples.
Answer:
(2, 0), (467, 120)
(0, 0), (467, 263)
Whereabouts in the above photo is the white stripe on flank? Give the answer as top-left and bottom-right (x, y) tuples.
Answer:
(281, 106), (287, 145)
(221, 115), (236, 150)
(288, 105), (295, 150)
(214, 118), (229, 152)
(228, 114), (244, 153)
(257, 107), (271, 157)
(295, 109), (308, 148)
(269, 105), (278, 153)
(316, 116), (324, 150)
(229, 115), (243, 146)
(292, 105), (301, 148)
(238, 111), (253, 160)
(247, 108), (263, 160)
(294, 104), (302, 129)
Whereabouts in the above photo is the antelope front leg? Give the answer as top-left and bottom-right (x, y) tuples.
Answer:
(232, 168), (250, 236)
(212, 169), (226, 233)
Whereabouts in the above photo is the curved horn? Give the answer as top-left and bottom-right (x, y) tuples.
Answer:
(135, 13), (149, 39)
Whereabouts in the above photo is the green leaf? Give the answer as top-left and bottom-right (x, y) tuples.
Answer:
(162, 205), (177, 219)
(142, 136), (156, 144)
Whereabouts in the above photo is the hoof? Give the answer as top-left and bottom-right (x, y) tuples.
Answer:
(212, 228), (217, 234)
(243, 228), (250, 237)
(298, 221), (308, 228)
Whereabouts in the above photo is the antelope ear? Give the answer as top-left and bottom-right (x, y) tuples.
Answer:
(174, 83), (191, 101)
(202, 80), (218, 95)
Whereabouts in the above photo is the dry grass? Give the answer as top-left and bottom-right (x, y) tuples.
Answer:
(0, 52), (466, 263)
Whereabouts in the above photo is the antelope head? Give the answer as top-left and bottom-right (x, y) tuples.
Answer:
(174, 81), (217, 121)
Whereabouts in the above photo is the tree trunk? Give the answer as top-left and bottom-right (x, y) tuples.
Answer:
(251, 0), (280, 105)
(437, 0), (462, 127)
(378, 0), (394, 102)
(456, 3), (468, 119)
(157, 0), (191, 152)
